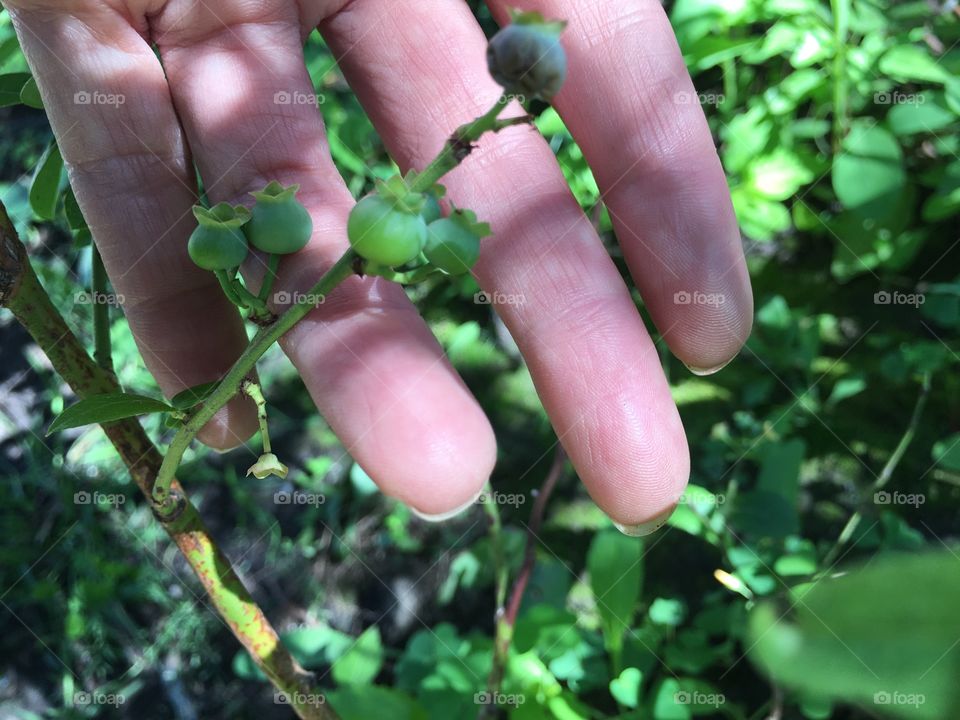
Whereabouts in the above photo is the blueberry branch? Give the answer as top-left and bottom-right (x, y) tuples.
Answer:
(153, 249), (358, 509)
(408, 96), (531, 195)
(154, 93), (531, 510)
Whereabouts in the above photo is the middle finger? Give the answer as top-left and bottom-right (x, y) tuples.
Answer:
(321, 0), (689, 529)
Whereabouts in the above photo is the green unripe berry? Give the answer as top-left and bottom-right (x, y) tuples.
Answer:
(244, 181), (313, 254)
(421, 192), (443, 225)
(348, 194), (427, 267)
(187, 203), (251, 271)
(424, 209), (490, 275)
(487, 14), (568, 101)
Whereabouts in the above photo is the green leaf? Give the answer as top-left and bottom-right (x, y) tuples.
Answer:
(774, 551), (818, 577)
(670, 379), (732, 406)
(587, 529), (643, 655)
(169, 382), (218, 410)
(326, 686), (427, 720)
(731, 490), (798, 539)
(887, 92), (957, 136)
(757, 438), (805, 506)
(331, 626), (383, 686)
(746, 149), (815, 201)
(829, 213), (923, 281)
(931, 434), (960, 471)
(878, 45), (952, 85)
(609, 667), (642, 708)
(748, 552), (960, 719)
(63, 187), (88, 231)
(649, 598), (686, 626)
(832, 123), (905, 223)
(0, 72), (31, 107)
(29, 142), (63, 221)
(922, 159), (960, 221)
(651, 678), (692, 720)
(731, 187), (791, 241)
(349, 461), (379, 496)
(233, 624), (353, 679)
(19, 75), (43, 108)
(48, 393), (175, 435)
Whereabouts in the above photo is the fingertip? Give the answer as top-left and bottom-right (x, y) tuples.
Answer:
(665, 281), (754, 375)
(195, 394), (258, 451)
(391, 405), (498, 519)
(581, 395), (691, 530)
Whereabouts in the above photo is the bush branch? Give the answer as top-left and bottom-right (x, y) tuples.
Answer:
(0, 204), (338, 720)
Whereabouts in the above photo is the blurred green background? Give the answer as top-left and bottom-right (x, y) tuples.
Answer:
(1, 1), (959, 719)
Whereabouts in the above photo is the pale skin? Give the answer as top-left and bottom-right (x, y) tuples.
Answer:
(6, 0), (752, 529)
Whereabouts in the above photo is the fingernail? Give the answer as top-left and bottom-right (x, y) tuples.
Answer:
(684, 356), (734, 377)
(411, 488), (484, 522)
(613, 505), (677, 537)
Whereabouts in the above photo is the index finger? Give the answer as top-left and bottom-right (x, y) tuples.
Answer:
(8, 3), (257, 449)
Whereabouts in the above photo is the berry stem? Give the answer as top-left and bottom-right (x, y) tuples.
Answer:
(242, 379), (271, 453)
(230, 275), (268, 313)
(214, 269), (246, 309)
(258, 253), (281, 305)
(408, 96), (530, 195)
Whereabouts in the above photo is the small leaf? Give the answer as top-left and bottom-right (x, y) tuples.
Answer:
(48, 393), (175, 435)
(932, 434), (960, 471)
(169, 381), (218, 410)
(63, 186), (88, 231)
(19, 76), (43, 109)
(325, 686), (426, 720)
(652, 678), (691, 720)
(331, 626), (383, 686)
(878, 45), (952, 85)
(609, 667), (642, 708)
(587, 529), (643, 655)
(29, 142), (64, 221)
(0, 72), (31, 107)
(832, 123), (905, 224)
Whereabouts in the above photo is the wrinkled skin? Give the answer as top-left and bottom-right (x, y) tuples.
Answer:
(5, 0), (752, 524)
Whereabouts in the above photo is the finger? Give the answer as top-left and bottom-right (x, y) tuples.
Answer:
(151, 1), (496, 516)
(7, 3), (256, 449)
(487, 0), (753, 374)
(321, 0), (689, 528)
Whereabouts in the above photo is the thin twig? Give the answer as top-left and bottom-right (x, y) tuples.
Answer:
(822, 373), (931, 569)
(91, 243), (112, 373)
(481, 446), (567, 718)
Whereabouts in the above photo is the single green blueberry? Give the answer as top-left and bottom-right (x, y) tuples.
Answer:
(187, 203), (251, 271)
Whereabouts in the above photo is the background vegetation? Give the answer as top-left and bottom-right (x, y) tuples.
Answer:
(1, 0), (958, 718)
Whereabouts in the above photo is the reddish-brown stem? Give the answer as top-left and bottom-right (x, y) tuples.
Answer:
(482, 447), (566, 717)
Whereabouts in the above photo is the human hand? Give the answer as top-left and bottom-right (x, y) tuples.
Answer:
(7, 0), (751, 531)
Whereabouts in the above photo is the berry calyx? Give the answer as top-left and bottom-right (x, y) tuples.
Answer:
(347, 176), (429, 267)
(187, 203), (251, 271)
(244, 181), (313, 255)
